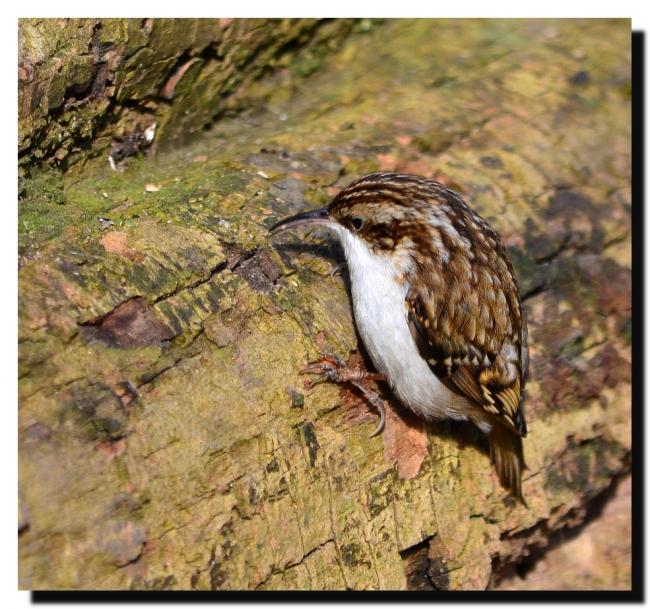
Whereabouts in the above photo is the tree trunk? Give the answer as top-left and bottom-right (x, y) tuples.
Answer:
(18, 18), (631, 590)
(19, 18), (355, 171)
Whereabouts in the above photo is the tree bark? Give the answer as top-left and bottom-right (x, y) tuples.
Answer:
(19, 18), (355, 171)
(18, 18), (631, 590)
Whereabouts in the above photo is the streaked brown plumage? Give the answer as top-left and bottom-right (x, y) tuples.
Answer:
(272, 172), (529, 504)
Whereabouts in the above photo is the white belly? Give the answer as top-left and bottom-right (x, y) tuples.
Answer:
(333, 227), (471, 422)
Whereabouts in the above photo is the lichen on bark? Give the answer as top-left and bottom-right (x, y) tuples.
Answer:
(18, 18), (356, 172)
(19, 18), (631, 590)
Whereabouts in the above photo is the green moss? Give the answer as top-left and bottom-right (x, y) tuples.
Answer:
(66, 55), (94, 92)
(21, 166), (65, 206)
(366, 470), (394, 518)
(291, 48), (326, 78)
(19, 167), (71, 247)
(46, 71), (67, 110)
(340, 542), (372, 567)
(291, 391), (305, 408)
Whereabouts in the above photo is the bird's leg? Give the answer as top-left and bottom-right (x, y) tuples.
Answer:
(300, 354), (387, 436)
(300, 354), (385, 386)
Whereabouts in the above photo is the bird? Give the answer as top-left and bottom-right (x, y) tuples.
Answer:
(270, 172), (529, 504)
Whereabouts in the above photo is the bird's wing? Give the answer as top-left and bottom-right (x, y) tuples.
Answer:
(406, 275), (527, 437)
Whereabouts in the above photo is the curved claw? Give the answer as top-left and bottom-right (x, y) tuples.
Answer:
(350, 380), (386, 438)
(329, 262), (347, 278)
(368, 401), (386, 437)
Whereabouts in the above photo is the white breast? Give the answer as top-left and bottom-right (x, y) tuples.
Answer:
(332, 226), (472, 422)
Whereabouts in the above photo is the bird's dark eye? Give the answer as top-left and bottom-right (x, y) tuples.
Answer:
(350, 217), (364, 231)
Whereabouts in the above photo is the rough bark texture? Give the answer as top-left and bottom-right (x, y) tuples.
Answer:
(18, 19), (631, 590)
(18, 18), (355, 170)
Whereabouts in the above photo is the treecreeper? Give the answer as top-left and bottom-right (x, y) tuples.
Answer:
(271, 172), (528, 504)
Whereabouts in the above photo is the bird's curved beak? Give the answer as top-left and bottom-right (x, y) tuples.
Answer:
(269, 207), (331, 235)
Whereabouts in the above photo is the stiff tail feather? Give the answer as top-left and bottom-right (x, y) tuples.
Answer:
(489, 423), (527, 506)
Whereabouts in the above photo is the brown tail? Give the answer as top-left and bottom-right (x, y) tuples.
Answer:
(489, 423), (527, 506)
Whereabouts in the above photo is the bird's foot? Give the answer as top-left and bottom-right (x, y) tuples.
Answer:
(300, 353), (385, 386)
(300, 354), (387, 436)
(329, 262), (347, 278)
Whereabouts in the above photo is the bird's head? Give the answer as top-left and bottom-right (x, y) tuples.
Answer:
(270, 173), (453, 277)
